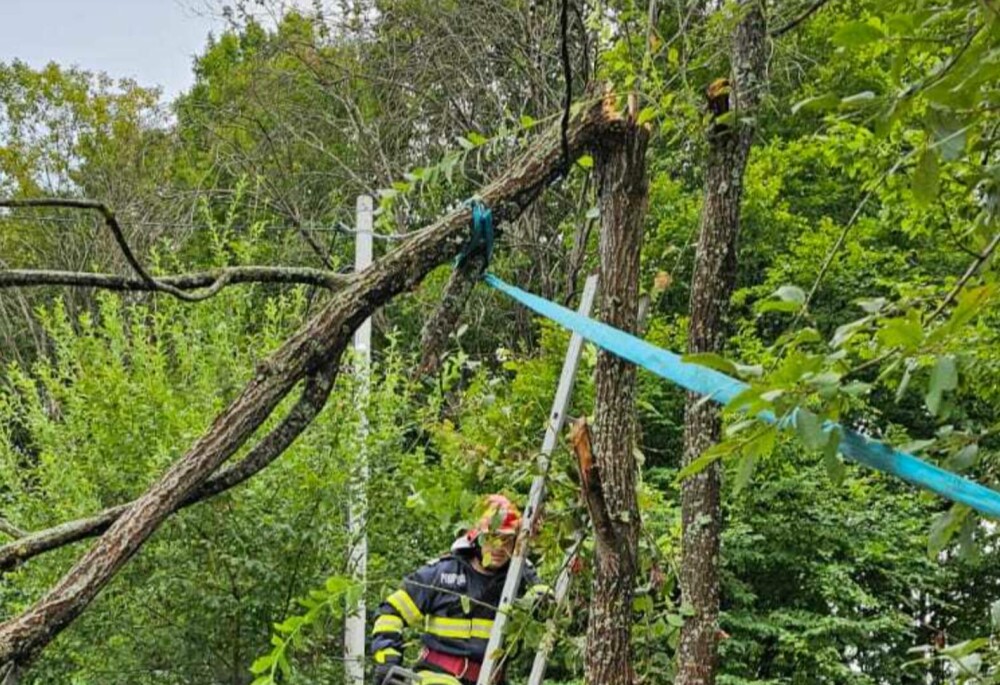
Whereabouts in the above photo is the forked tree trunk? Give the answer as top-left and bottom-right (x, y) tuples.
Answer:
(584, 114), (649, 685)
(676, 3), (768, 684)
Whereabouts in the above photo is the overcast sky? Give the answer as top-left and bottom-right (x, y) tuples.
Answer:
(0, 0), (225, 100)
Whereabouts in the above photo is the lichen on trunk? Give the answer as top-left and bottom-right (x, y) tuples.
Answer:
(676, 3), (768, 684)
(583, 113), (649, 685)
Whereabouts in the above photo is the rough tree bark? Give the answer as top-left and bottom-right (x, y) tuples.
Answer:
(581, 113), (649, 685)
(676, 3), (768, 685)
(0, 266), (349, 293)
(0, 93), (623, 671)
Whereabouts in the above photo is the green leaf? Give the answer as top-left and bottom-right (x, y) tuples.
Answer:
(925, 355), (957, 416)
(632, 594), (654, 613)
(325, 575), (350, 593)
(822, 427), (845, 486)
(898, 438), (935, 454)
(727, 386), (769, 414)
(831, 317), (871, 348)
(636, 106), (657, 126)
(791, 93), (839, 115)
(456, 136), (475, 151)
(928, 504), (968, 558)
(776, 285), (806, 304)
(948, 444), (979, 472)
(757, 299), (802, 314)
(734, 362), (764, 378)
(733, 453), (756, 494)
(577, 154), (594, 170)
(745, 425), (777, 461)
(991, 599), (1000, 631)
(675, 442), (733, 480)
(519, 114), (536, 129)
(460, 594), (471, 614)
(927, 108), (967, 162)
(681, 352), (737, 376)
(937, 285), (996, 338)
(877, 314), (924, 351)
(675, 452), (719, 480)
(250, 655), (274, 675)
(714, 111), (735, 127)
(840, 91), (877, 108)
(940, 637), (989, 659)
(794, 409), (826, 451)
(832, 21), (885, 48)
(277, 653), (292, 680)
(777, 327), (823, 349)
(467, 131), (489, 146)
(913, 146), (940, 207)
(442, 153), (458, 183)
(856, 297), (887, 314)
(841, 381), (871, 396)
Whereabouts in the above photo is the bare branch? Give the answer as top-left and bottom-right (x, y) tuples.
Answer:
(0, 520), (26, 541)
(0, 661), (20, 685)
(0, 266), (350, 294)
(928, 231), (1000, 321)
(0, 199), (238, 302)
(771, 0), (831, 37)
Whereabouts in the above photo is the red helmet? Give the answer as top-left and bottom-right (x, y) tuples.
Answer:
(466, 494), (521, 544)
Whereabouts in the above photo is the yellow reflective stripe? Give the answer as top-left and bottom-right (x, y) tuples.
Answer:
(387, 589), (424, 626)
(373, 615), (404, 634)
(416, 671), (462, 685)
(470, 618), (494, 639)
(374, 648), (401, 664)
(424, 615), (495, 639)
(425, 616), (472, 639)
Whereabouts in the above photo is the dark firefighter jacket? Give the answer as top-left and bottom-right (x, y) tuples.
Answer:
(370, 549), (547, 675)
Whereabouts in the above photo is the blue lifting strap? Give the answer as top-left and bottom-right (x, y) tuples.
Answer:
(484, 272), (1000, 519)
(456, 200), (494, 271)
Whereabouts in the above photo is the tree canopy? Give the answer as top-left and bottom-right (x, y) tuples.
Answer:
(1, 0), (999, 683)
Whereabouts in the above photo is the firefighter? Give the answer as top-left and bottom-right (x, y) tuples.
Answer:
(370, 494), (549, 685)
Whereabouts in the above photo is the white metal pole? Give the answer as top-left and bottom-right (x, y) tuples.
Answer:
(345, 195), (373, 685)
(477, 274), (599, 685)
(526, 530), (585, 685)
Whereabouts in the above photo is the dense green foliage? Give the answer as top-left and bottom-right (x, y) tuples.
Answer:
(2, 0), (999, 683)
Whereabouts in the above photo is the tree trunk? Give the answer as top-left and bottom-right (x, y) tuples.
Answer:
(0, 94), (623, 671)
(583, 114), (649, 685)
(676, 3), (768, 685)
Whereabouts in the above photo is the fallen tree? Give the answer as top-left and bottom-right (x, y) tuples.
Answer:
(0, 91), (622, 670)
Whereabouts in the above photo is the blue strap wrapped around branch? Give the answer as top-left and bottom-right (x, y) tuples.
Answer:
(484, 272), (1000, 519)
(456, 200), (494, 271)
